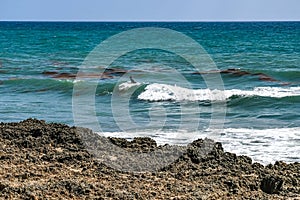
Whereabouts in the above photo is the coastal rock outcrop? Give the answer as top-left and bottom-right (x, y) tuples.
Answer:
(1, 119), (299, 199)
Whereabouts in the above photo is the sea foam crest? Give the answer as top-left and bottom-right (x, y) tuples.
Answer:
(118, 81), (142, 92)
(138, 83), (300, 101)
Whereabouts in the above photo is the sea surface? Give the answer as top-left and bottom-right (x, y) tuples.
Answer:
(0, 22), (299, 164)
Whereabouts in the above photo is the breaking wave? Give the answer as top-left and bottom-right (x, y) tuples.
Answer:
(138, 83), (300, 102)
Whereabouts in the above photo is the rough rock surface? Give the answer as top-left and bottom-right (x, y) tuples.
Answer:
(1, 119), (299, 199)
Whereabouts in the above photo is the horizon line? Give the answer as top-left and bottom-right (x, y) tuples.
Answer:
(0, 19), (299, 23)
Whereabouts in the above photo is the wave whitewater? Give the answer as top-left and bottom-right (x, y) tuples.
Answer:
(137, 83), (300, 102)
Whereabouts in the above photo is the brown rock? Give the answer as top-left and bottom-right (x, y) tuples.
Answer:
(0, 119), (299, 199)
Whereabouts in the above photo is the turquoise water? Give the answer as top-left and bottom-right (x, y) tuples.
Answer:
(0, 22), (299, 164)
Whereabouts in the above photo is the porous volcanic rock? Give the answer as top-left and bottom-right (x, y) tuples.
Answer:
(1, 119), (299, 199)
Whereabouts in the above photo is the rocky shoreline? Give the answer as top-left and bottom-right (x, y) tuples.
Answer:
(1, 119), (299, 199)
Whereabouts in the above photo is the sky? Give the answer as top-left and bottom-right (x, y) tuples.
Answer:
(1, 0), (300, 21)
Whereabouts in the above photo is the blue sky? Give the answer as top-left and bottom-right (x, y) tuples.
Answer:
(1, 0), (299, 21)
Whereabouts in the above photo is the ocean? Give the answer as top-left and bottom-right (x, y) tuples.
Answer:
(0, 22), (299, 165)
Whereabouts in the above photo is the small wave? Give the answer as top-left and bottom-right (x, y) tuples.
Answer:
(3, 78), (75, 93)
(138, 83), (300, 102)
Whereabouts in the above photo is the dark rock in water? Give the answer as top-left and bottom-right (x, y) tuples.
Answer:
(105, 68), (128, 75)
(260, 175), (284, 194)
(53, 72), (77, 79)
(42, 71), (59, 75)
(193, 68), (286, 84)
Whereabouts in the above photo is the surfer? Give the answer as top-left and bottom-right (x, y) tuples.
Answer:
(130, 76), (136, 83)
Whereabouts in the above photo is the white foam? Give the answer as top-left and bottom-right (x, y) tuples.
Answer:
(138, 83), (300, 101)
(98, 127), (300, 165)
(218, 127), (300, 165)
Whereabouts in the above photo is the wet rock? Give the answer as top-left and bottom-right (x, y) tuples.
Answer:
(260, 175), (284, 194)
(42, 68), (129, 80)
